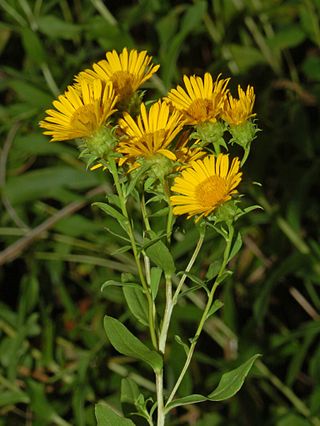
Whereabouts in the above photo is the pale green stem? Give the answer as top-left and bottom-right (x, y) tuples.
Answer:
(172, 231), (206, 303)
(155, 232), (205, 424)
(107, 158), (157, 349)
(159, 275), (173, 353)
(156, 276), (172, 426)
(141, 193), (151, 232)
(166, 225), (234, 407)
(156, 370), (165, 426)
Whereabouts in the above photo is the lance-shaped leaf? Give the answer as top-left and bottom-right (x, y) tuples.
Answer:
(104, 316), (163, 372)
(93, 202), (128, 232)
(145, 240), (175, 275)
(123, 287), (149, 326)
(208, 354), (260, 400)
(95, 402), (135, 426)
(165, 354), (260, 412)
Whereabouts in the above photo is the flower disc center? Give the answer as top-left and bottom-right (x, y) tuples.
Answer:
(196, 175), (228, 209)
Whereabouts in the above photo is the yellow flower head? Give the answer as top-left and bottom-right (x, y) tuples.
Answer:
(222, 85), (256, 126)
(76, 48), (160, 101)
(166, 73), (229, 125)
(174, 132), (206, 169)
(39, 79), (117, 142)
(170, 154), (242, 221)
(117, 100), (184, 167)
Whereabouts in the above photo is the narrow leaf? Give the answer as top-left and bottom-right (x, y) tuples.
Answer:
(206, 299), (224, 320)
(101, 281), (142, 292)
(104, 316), (163, 371)
(150, 267), (162, 300)
(208, 354), (261, 401)
(93, 202), (128, 229)
(145, 240), (175, 275)
(21, 27), (45, 64)
(121, 378), (140, 405)
(123, 287), (149, 326)
(216, 270), (233, 285)
(165, 394), (207, 412)
(95, 402), (134, 426)
(165, 354), (260, 412)
(228, 232), (242, 262)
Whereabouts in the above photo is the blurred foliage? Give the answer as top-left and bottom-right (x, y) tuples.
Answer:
(0, 0), (320, 425)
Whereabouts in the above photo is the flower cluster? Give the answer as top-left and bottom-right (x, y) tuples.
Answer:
(40, 48), (258, 222)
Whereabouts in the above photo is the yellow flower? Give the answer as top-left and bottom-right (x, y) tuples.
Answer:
(166, 73), (229, 125)
(40, 79), (117, 142)
(170, 154), (242, 221)
(174, 132), (206, 169)
(222, 85), (256, 125)
(117, 100), (184, 167)
(76, 48), (160, 101)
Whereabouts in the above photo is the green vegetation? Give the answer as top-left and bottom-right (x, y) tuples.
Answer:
(1, 1), (320, 425)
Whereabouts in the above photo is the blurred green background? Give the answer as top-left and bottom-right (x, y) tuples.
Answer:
(1, 0), (320, 425)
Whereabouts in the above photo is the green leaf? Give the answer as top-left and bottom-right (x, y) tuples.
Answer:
(95, 402), (135, 426)
(104, 316), (163, 371)
(4, 166), (99, 205)
(206, 299), (224, 320)
(121, 378), (140, 405)
(165, 354), (260, 412)
(101, 281), (142, 292)
(206, 261), (222, 280)
(145, 240), (175, 276)
(178, 271), (205, 286)
(228, 232), (242, 261)
(27, 380), (65, 424)
(165, 394), (208, 411)
(149, 207), (170, 217)
(93, 201), (126, 223)
(125, 164), (149, 197)
(38, 15), (81, 40)
(174, 335), (189, 355)
(208, 354), (261, 400)
(267, 25), (306, 50)
(160, 1), (207, 86)
(8, 79), (52, 108)
(0, 390), (30, 407)
(20, 27), (46, 64)
(277, 413), (311, 426)
(216, 270), (233, 285)
(123, 286), (149, 326)
(150, 267), (162, 300)
(228, 44), (265, 73)
(93, 202), (128, 231)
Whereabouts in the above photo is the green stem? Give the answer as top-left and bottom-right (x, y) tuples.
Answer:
(156, 369), (165, 426)
(172, 230), (206, 304)
(155, 275), (173, 426)
(141, 192), (151, 232)
(156, 229), (205, 424)
(107, 158), (158, 349)
(159, 275), (173, 354)
(166, 224), (234, 407)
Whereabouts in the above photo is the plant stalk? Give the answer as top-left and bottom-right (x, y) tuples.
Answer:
(166, 224), (234, 407)
(108, 158), (158, 349)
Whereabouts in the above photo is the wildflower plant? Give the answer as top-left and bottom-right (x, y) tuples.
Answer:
(40, 48), (261, 426)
